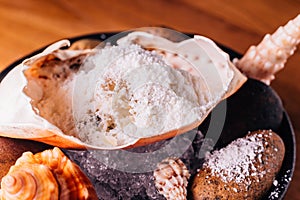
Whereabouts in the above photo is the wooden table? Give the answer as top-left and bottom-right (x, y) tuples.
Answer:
(0, 0), (299, 198)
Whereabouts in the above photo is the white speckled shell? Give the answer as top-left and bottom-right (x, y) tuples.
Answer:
(235, 14), (300, 85)
(154, 157), (190, 200)
(0, 31), (246, 149)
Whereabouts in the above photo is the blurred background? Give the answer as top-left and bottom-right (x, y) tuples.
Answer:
(0, 0), (299, 199)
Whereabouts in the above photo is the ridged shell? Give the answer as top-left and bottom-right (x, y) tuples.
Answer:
(0, 30), (246, 149)
(154, 157), (190, 200)
(235, 14), (300, 85)
(0, 147), (97, 200)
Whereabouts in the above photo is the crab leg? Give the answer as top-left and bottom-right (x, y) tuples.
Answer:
(234, 14), (300, 85)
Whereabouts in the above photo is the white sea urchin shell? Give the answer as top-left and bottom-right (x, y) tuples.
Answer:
(154, 157), (190, 200)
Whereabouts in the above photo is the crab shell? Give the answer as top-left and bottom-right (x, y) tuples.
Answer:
(0, 32), (246, 149)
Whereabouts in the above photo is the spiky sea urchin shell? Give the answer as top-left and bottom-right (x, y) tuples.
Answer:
(154, 157), (190, 200)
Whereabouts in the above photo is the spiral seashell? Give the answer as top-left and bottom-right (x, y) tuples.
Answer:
(154, 157), (190, 200)
(0, 147), (97, 200)
(235, 14), (300, 85)
(1, 164), (58, 200)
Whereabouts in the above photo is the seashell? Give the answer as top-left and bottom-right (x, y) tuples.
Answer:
(0, 136), (50, 181)
(234, 14), (300, 85)
(0, 147), (98, 200)
(69, 39), (102, 50)
(0, 30), (246, 149)
(154, 157), (190, 200)
(0, 40), (94, 149)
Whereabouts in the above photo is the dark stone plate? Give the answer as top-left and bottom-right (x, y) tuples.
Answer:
(0, 32), (295, 200)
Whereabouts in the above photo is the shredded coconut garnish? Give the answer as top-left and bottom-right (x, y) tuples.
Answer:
(72, 44), (206, 146)
(268, 170), (293, 200)
(273, 180), (278, 187)
(204, 134), (265, 185)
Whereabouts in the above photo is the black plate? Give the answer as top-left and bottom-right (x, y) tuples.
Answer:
(0, 32), (296, 200)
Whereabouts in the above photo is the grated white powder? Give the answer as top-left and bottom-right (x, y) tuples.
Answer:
(71, 44), (205, 147)
(268, 170), (292, 200)
(273, 180), (278, 187)
(204, 134), (265, 185)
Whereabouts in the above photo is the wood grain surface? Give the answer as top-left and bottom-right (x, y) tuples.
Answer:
(0, 0), (299, 199)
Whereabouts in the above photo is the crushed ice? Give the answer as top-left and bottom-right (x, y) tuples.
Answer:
(65, 130), (214, 199)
